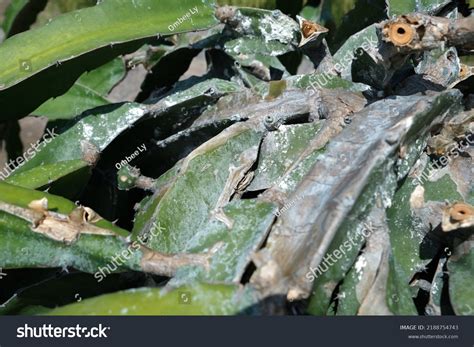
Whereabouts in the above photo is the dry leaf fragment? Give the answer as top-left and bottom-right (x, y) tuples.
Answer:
(410, 186), (425, 210)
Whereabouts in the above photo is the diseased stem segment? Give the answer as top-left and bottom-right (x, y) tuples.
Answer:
(0, 200), (214, 277)
(380, 13), (474, 52)
(251, 90), (463, 301)
(449, 16), (474, 48)
(0, 200), (114, 244)
(358, 14), (474, 88)
(262, 88), (367, 204)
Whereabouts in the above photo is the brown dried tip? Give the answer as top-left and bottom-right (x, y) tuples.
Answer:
(301, 19), (328, 39)
(387, 22), (415, 46)
(297, 16), (328, 48)
(215, 6), (237, 23)
(28, 198), (48, 213)
(68, 206), (102, 224)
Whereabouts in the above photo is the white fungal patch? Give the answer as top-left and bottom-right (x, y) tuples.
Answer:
(82, 123), (94, 139)
(355, 255), (367, 281)
(240, 16), (252, 33)
(259, 14), (295, 44)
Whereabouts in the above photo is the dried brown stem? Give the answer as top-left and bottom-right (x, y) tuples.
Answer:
(139, 243), (221, 277)
(380, 13), (474, 52)
(0, 200), (114, 244)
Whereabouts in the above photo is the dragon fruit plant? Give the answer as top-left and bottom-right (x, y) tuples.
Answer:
(0, 0), (472, 316)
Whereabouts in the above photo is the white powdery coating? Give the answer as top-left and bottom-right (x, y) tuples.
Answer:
(239, 15), (252, 33)
(355, 255), (367, 281)
(80, 106), (146, 147)
(259, 14), (295, 44)
(82, 123), (94, 139)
